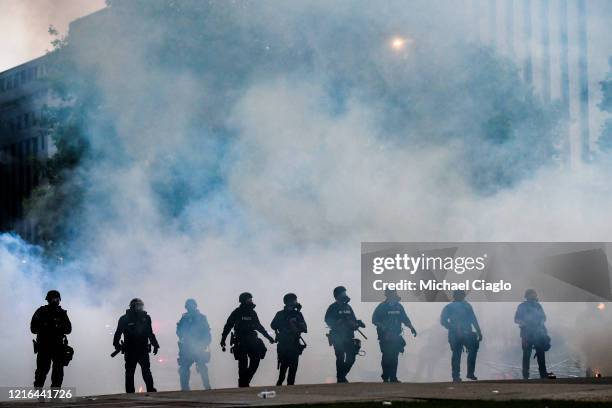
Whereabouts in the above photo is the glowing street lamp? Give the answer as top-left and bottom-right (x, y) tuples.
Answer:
(389, 35), (414, 53)
(390, 36), (407, 51)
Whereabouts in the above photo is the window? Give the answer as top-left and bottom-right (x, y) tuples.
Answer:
(32, 137), (38, 159)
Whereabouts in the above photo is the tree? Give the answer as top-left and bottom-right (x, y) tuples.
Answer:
(24, 27), (92, 255)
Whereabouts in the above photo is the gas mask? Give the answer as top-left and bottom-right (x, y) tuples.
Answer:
(48, 297), (61, 307)
(287, 301), (302, 311)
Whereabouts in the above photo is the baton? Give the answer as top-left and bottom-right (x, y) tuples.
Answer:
(111, 341), (124, 357)
(356, 328), (368, 340)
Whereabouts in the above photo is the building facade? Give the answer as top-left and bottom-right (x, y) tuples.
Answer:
(0, 7), (108, 243)
(0, 55), (53, 241)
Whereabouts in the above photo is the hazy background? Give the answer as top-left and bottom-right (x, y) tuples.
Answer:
(0, 0), (105, 72)
(1, 0), (611, 396)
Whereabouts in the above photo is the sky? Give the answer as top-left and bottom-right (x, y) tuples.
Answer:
(0, 0), (105, 72)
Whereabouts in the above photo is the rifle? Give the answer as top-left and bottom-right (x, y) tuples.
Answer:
(110, 341), (124, 358)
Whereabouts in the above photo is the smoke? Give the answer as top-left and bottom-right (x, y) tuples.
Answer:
(1, 0), (612, 394)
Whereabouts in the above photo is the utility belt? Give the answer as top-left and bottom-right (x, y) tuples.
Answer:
(178, 341), (211, 363)
(326, 329), (353, 344)
(326, 332), (364, 357)
(449, 330), (479, 352)
(230, 332), (267, 360)
(33, 336), (74, 366)
(378, 331), (406, 352)
(276, 333), (307, 354)
(522, 333), (551, 352)
(377, 327), (402, 341)
(122, 340), (153, 354)
(450, 328), (476, 339)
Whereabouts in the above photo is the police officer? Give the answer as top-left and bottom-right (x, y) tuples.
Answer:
(271, 293), (307, 386)
(31, 290), (72, 388)
(177, 298), (212, 390)
(324, 286), (365, 383)
(514, 289), (550, 379)
(372, 289), (417, 383)
(440, 290), (482, 382)
(113, 298), (159, 393)
(220, 292), (275, 387)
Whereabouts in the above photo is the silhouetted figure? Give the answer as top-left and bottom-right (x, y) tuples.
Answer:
(515, 289), (550, 379)
(271, 293), (307, 385)
(177, 298), (212, 390)
(324, 286), (365, 383)
(113, 298), (159, 393)
(372, 289), (417, 382)
(31, 290), (72, 388)
(440, 290), (482, 382)
(220, 292), (275, 387)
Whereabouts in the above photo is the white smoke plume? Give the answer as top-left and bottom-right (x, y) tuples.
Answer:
(1, 0), (611, 395)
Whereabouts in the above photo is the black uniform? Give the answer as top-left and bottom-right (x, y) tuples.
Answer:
(440, 300), (481, 381)
(271, 306), (307, 385)
(221, 304), (273, 387)
(30, 305), (72, 387)
(177, 310), (212, 390)
(515, 300), (549, 379)
(324, 301), (362, 382)
(113, 310), (159, 393)
(372, 301), (413, 382)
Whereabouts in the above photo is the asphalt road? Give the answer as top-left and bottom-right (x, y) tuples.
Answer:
(1, 378), (611, 407)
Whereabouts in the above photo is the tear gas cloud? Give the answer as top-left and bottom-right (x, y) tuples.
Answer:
(1, 0), (612, 393)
